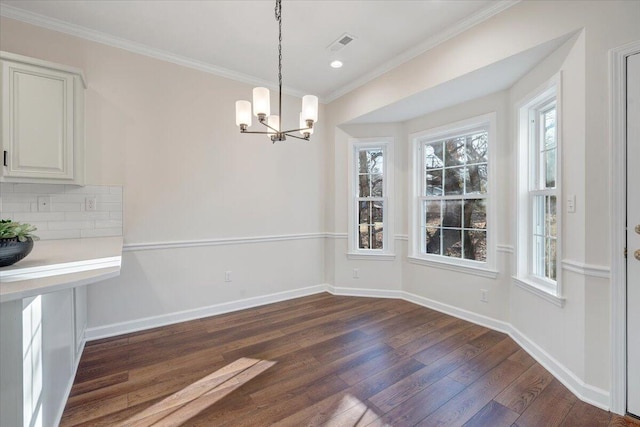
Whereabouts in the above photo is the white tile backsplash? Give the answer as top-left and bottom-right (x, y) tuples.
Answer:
(0, 183), (123, 240)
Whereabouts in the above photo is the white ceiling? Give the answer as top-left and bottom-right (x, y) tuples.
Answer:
(0, 0), (518, 102)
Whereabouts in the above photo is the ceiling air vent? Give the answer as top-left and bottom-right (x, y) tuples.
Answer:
(328, 33), (356, 52)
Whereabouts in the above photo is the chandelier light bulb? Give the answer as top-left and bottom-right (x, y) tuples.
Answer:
(235, 100), (252, 127)
(302, 95), (319, 123)
(252, 87), (271, 118)
(268, 115), (280, 137)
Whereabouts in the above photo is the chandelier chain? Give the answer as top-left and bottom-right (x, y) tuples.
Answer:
(276, 0), (283, 130)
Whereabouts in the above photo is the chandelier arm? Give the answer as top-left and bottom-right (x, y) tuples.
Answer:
(284, 133), (310, 141)
(240, 130), (277, 135)
(261, 121), (281, 133)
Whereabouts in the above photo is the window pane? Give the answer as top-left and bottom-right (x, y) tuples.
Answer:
(359, 174), (370, 197)
(464, 230), (487, 262)
(545, 148), (556, 188)
(359, 201), (370, 225)
(544, 108), (556, 150)
(443, 229), (462, 258)
(372, 201), (384, 223)
(465, 164), (488, 194)
(426, 169), (443, 196)
(533, 196), (545, 236)
(359, 225), (370, 249)
(425, 143), (444, 169)
(425, 201), (441, 227)
(547, 196), (557, 237)
(425, 227), (440, 254)
(371, 174), (383, 197)
(368, 150), (383, 174)
(467, 132), (488, 163)
(546, 238), (557, 280)
(444, 167), (464, 195)
(443, 200), (462, 228)
(445, 137), (466, 166)
(358, 150), (369, 174)
(372, 225), (383, 249)
(464, 199), (486, 229)
(533, 235), (545, 277)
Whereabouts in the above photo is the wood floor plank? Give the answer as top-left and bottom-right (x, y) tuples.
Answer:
(376, 376), (466, 426)
(494, 362), (555, 414)
(462, 400), (519, 427)
(561, 400), (611, 426)
(61, 293), (614, 427)
(513, 379), (578, 427)
(418, 359), (528, 427)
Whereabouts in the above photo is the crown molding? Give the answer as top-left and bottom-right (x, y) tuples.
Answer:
(0, 2), (520, 105)
(323, 0), (521, 103)
(0, 3), (308, 99)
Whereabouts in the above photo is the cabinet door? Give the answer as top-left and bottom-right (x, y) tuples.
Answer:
(2, 61), (75, 180)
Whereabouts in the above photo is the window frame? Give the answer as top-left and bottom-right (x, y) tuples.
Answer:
(409, 113), (497, 277)
(514, 74), (564, 305)
(347, 137), (395, 259)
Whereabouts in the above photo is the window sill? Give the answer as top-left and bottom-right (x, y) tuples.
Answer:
(347, 252), (396, 261)
(407, 256), (498, 279)
(512, 276), (565, 307)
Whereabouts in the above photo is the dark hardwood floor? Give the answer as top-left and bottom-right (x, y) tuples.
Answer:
(61, 293), (640, 426)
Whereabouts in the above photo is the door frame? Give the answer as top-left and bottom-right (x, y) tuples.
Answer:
(610, 39), (640, 416)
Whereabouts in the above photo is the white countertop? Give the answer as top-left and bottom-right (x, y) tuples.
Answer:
(0, 237), (123, 303)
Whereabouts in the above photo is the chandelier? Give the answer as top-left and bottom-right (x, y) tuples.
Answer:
(234, 0), (318, 142)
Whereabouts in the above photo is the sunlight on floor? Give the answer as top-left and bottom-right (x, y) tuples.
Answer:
(324, 394), (388, 426)
(122, 357), (276, 427)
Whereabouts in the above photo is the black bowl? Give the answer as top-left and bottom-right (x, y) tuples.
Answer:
(0, 237), (34, 267)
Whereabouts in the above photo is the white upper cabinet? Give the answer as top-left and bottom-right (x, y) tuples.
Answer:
(1, 52), (85, 185)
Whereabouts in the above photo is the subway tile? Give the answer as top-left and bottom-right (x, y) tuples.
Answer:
(81, 227), (121, 238)
(37, 229), (81, 240)
(48, 220), (94, 230)
(95, 220), (122, 229)
(96, 202), (122, 212)
(2, 194), (38, 203)
(63, 185), (110, 194)
(65, 211), (110, 221)
(51, 194), (88, 204)
(109, 186), (123, 195)
(2, 202), (32, 212)
(0, 183), (15, 193)
(50, 203), (82, 212)
(13, 184), (65, 194)
(109, 211), (123, 220)
(12, 212), (65, 222)
(96, 194), (122, 203)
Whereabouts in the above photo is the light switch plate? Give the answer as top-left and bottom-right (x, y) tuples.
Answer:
(37, 196), (50, 212)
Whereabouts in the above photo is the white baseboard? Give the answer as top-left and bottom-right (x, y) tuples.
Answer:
(84, 282), (610, 411)
(326, 285), (403, 299)
(508, 326), (609, 410)
(401, 291), (511, 334)
(85, 285), (326, 341)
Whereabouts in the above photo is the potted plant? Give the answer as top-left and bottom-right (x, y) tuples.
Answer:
(0, 219), (39, 267)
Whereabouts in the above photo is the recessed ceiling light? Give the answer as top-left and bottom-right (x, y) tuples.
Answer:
(330, 60), (343, 69)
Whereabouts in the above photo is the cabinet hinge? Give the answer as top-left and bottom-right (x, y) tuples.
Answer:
(3, 151), (7, 167)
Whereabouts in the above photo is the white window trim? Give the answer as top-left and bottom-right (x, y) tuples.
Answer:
(514, 72), (564, 306)
(409, 113), (497, 277)
(347, 137), (395, 257)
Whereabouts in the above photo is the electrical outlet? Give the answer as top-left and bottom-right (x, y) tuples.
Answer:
(567, 195), (576, 213)
(353, 268), (359, 279)
(85, 197), (97, 212)
(225, 271), (232, 282)
(37, 196), (50, 212)
(481, 289), (489, 303)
